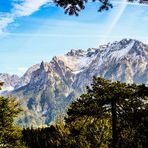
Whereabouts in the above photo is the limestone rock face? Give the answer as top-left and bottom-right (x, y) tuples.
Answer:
(0, 73), (20, 93)
(1, 39), (148, 126)
(15, 64), (40, 89)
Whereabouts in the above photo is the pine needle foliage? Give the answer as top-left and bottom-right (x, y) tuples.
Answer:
(65, 77), (148, 147)
(0, 83), (25, 148)
(22, 77), (148, 148)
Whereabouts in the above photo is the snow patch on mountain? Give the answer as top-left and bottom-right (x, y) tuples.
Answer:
(58, 49), (97, 74)
(0, 86), (14, 94)
(1, 38), (147, 127)
(110, 40), (135, 60)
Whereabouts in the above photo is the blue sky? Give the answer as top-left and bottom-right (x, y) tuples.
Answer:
(0, 0), (148, 76)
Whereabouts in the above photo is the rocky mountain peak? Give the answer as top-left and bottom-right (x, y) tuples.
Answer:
(128, 40), (148, 57)
(1, 39), (147, 126)
(0, 73), (20, 93)
(99, 39), (148, 62)
(40, 61), (49, 72)
(0, 73), (20, 86)
(15, 64), (40, 89)
(66, 49), (85, 56)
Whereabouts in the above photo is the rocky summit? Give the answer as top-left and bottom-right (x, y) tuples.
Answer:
(0, 39), (148, 127)
(0, 73), (20, 94)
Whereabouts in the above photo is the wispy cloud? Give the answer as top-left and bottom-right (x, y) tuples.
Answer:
(0, 0), (52, 35)
(13, 0), (51, 17)
(0, 14), (14, 35)
(8, 32), (111, 38)
(17, 67), (28, 73)
(12, 67), (28, 76)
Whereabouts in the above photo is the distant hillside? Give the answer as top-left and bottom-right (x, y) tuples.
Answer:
(1, 39), (148, 127)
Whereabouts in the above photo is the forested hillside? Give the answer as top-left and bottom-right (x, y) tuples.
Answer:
(21, 77), (148, 148)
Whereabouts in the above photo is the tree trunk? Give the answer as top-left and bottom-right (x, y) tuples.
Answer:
(111, 99), (117, 148)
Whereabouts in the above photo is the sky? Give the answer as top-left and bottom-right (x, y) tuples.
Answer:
(0, 0), (148, 76)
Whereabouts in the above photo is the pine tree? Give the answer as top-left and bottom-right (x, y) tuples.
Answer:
(65, 77), (148, 147)
(21, 77), (148, 148)
(53, 0), (144, 16)
(0, 83), (25, 148)
(54, 0), (113, 15)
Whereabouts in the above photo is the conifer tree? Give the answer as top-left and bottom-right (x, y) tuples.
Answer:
(65, 77), (148, 147)
(21, 77), (148, 148)
(0, 83), (25, 148)
(54, 0), (144, 16)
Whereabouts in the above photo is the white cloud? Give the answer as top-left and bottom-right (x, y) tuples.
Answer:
(0, 14), (14, 35)
(0, 0), (52, 35)
(13, 0), (51, 17)
(17, 67), (28, 76)
(17, 67), (28, 72)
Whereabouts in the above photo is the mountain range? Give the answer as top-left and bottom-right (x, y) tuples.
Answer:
(0, 39), (148, 127)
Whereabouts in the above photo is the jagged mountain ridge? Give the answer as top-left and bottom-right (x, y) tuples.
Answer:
(1, 39), (148, 126)
(15, 64), (40, 89)
(73, 39), (148, 90)
(0, 73), (20, 93)
(0, 64), (40, 93)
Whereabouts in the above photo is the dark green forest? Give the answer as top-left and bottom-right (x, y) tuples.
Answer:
(0, 77), (148, 148)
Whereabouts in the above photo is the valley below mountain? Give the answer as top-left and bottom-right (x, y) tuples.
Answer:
(0, 39), (148, 127)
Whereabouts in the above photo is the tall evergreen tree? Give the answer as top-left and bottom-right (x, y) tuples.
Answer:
(65, 77), (148, 147)
(21, 77), (148, 148)
(0, 83), (25, 148)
